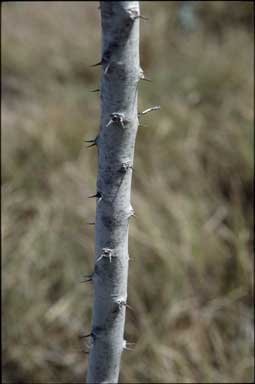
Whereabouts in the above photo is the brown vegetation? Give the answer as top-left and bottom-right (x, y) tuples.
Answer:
(2, 2), (254, 383)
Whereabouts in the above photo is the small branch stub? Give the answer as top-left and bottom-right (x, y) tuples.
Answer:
(127, 7), (139, 20)
(112, 297), (134, 313)
(128, 207), (136, 219)
(106, 113), (127, 129)
(120, 161), (133, 173)
(96, 248), (114, 263)
(127, 8), (149, 21)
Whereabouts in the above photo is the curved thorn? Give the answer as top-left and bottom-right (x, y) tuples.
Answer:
(89, 61), (103, 68)
(87, 142), (97, 148)
(79, 333), (92, 339)
(80, 275), (93, 283)
(80, 279), (92, 283)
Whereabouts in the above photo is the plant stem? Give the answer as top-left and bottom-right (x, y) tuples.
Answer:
(87, 2), (140, 383)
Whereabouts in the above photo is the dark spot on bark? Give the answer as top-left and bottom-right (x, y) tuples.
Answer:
(102, 215), (114, 228)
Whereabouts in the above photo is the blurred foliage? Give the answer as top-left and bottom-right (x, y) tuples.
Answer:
(2, 1), (254, 383)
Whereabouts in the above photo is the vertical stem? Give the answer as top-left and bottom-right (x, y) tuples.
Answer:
(87, 2), (140, 383)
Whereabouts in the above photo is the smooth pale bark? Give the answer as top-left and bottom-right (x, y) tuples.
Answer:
(87, 2), (140, 383)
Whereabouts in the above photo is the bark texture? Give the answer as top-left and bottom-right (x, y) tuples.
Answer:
(87, 2), (140, 383)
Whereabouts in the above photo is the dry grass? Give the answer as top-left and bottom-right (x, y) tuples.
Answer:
(2, 1), (254, 383)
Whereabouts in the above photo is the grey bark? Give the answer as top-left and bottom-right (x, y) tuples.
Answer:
(87, 2), (140, 383)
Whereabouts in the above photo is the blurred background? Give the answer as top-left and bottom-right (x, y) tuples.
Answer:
(2, 1), (254, 383)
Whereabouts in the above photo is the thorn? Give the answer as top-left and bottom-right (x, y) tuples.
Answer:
(88, 193), (99, 198)
(79, 333), (92, 339)
(90, 57), (110, 73)
(138, 106), (160, 116)
(89, 61), (102, 68)
(89, 88), (100, 93)
(88, 192), (102, 202)
(79, 331), (96, 353)
(87, 142), (97, 148)
(84, 135), (99, 148)
(79, 330), (96, 354)
(79, 330), (96, 341)
(80, 274), (93, 283)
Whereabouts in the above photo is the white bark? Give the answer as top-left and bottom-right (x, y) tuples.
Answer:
(87, 2), (140, 383)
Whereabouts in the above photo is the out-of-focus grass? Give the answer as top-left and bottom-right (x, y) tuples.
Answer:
(2, 2), (254, 383)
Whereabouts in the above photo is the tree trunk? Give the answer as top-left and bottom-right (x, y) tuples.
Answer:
(87, 1), (140, 383)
